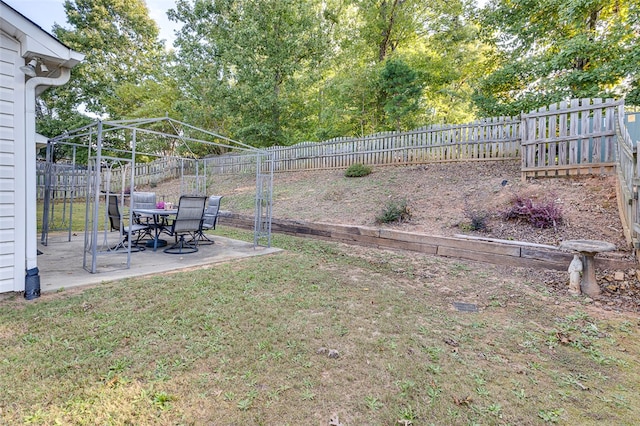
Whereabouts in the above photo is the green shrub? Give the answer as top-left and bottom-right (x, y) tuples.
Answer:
(345, 163), (372, 177)
(462, 208), (489, 232)
(376, 199), (412, 224)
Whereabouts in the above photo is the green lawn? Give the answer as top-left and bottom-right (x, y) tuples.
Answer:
(1, 228), (639, 424)
(37, 199), (133, 234)
(37, 199), (88, 233)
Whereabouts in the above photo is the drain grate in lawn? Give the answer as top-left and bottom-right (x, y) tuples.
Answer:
(453, 301), (479, 312)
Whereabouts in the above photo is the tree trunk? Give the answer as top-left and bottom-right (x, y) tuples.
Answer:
(378, 0), (403, 62)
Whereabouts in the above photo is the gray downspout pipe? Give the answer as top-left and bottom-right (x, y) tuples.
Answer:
(24, 68), (71, 300)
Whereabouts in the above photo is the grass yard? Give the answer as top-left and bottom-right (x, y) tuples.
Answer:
(37, 197), (153, 236)
(38, 201), (81, 232)
(1, 228), (639, 424)
(37, 199), (105, 234)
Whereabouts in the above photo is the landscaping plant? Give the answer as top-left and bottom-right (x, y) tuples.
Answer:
(376, 198), (412, 224)
(344, 163), (372, 177)
(502, 194), (563, 229)
(462, 207), (489, 232)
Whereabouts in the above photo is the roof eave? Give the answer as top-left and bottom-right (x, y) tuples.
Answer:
(1, 1), (85, 67)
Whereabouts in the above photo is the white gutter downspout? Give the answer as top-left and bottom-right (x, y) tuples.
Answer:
(23, 68), (71, 299)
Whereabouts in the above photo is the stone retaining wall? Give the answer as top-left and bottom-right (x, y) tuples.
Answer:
(218, 212), (634, 271)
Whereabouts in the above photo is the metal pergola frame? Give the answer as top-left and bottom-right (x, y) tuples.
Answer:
(41, 117), (273, 273)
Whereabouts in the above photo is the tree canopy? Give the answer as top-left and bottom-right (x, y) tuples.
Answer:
(37, 0), (181, 158)
(51, 0), (166, 117)
(35, 0), (640, 151)
(474, 0), (640, 116)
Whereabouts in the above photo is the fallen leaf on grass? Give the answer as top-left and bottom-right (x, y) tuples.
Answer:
(452, 395), (473, 406)
(556, 332), (572, 345)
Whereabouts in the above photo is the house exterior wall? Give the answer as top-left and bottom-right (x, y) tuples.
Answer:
(0, 2), (84, 295)
(0, 30), (23, 292)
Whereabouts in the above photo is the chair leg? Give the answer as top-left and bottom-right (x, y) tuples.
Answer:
(111, 237), (145, 252)
(200, 231), (214, 244)
(136, 227), (154, 245)
(132, 231), (150, 247)
(189, 229), (214, 246)
(128, 231), (148, 251)
(163, 234), (198, 254)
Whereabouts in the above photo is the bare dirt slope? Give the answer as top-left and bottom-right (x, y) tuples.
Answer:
(204, 160), (627, 250)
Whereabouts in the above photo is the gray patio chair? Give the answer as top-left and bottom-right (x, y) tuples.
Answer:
(107, 194), (149, 252)
(131, 191), (157, 239)
(131, 191), (157, 220)
(190, 195), (223, 245)
(131, 191), (157, 209)
(163, 195), (207, 254)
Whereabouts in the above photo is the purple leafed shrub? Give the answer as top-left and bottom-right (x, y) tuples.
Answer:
(502, 195), (563, 229)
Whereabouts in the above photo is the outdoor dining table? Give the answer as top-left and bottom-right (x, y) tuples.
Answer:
(132, 208), (177, 251)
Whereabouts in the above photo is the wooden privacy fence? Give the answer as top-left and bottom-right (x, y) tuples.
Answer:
(615, 104), (639, 247)
(111, 157), (184, 189)
(203, 117), (521, 174)
(36, 163), (89, 199)
(37, 98), (627, 193)
(521, 98), (619, 178)
(37, 157), (185, 199)
(38, 98), (624, 191)
(37, 97), (626, 201)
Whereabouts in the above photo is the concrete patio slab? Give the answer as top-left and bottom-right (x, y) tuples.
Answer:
(36, 232), (282, 293)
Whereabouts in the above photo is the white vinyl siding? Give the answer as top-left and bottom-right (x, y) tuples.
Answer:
(0, 31), (18, 293)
